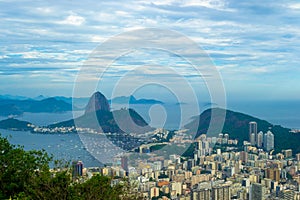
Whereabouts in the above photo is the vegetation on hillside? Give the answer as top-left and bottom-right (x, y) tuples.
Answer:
(185, 108), (300, 154)
(0, 118), (33, 131)
(0, 134), (140, 200)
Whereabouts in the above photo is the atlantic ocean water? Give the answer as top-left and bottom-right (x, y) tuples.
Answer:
(1, 100), (299, 167)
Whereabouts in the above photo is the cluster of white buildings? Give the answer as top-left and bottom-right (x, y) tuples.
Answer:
(248, 122), (274, 151)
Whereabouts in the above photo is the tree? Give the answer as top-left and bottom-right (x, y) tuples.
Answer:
(70, 175), (119, 200)
(0, 136), (50, 198)
(0, 134), (141, 199)
(21, 170), (72, 200)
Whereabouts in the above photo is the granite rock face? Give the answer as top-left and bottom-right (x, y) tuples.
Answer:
(85, 92), (110, 114)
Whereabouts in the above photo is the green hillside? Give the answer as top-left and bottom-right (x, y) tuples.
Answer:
(185, 108), (300, 154)
(0, 118), (33, 131)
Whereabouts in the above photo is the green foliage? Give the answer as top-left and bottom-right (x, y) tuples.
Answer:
(70, 175), (122, 200)
(150, 144), (167, 152)
(158, 174), (168, 179)
(15, 169), (72, 200)
(166, 131), (176, 141)
(0, 134), (139, 200)
(182, 143), (196, 158)
(0, 135), (51, 198)
(149, 177), (154, 182)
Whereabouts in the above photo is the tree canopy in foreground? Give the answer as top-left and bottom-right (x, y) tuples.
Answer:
(0, 134), (140, 200)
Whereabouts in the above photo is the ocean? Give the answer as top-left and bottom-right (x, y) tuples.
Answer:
(1, 100), (299, 167)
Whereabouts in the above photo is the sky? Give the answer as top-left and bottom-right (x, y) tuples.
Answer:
(0, 0), (300, 102)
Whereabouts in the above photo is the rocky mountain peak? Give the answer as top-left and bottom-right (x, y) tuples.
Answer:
(85, 91), (110, 114)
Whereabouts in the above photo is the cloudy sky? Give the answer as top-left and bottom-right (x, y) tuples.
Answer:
(0, 0), (300, 102)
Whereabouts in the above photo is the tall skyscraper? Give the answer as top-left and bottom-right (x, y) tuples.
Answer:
(171, 182), (182, 196)
(192, 189), (211, 200)
(266, 168), (280, 182)
(121, 156), (128, 172)
(250, 183), (266, 200)
(223, 134), (229, 144)
(72, 160), (83, 178)
(250, 133), (256, 146)
(249, 122), (257, 144)
(212, 185), (231, 200)
(187, 159), (195, 171)
(197, 140), (203, 150)
(240, 151), (248, 163)
(263, 131), (274, 151)
(257, 131), (264, 148)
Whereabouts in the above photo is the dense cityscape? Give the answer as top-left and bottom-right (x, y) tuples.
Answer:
(69, 121), (300, 200)
(1, 0), (300, 199)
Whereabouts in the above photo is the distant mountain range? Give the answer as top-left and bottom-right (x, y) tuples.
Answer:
(0, 94), (30, 101)
(109, 95), (163, 105)
(54, 95), (164, 107)
(0, 93), (299, 154)
(0, 97), (74, 117)
(0, 94), (164, 117)
(0, 92), (153, 134)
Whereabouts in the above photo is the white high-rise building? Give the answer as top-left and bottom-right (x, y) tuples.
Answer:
(263, 131), (274, 151)
(257, 131), (264, 148)
(198, 140), (203, 150)
(250, 133), (256, 146)
(153, 161), (162, 171)
(249, 122), (257, 144)
(171, 182), (182, 196)
(212, 184), (231, 200)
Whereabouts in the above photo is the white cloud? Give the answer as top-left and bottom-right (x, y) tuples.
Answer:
(182, 0), (227, 10)
(21, 51), (40, 59)
(137, 0), (177, 6)
(250, 67), (269, 74)
(90, 35), (107, 43)
(59, 13), (85, 26)
(35, 7), (53, 14)
(288, 3), (300, 10)
(0, 55), (8, 59)
(1, 0), (300, 99)
(138, 0), (228, 10)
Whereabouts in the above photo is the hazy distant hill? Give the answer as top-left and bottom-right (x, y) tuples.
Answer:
(2, 93), (299, 154)
(33, 95), (49, 101)
(52, 96), (89, 109)
(0, 94), (29, 101)
(0, 93), (164, 116)
(0, 118), (32, 131)
(0, 97), (74, 116)
(185, 108), (300, 154)
(0, 104), (23, 116)
(109, 95), (164, 105)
